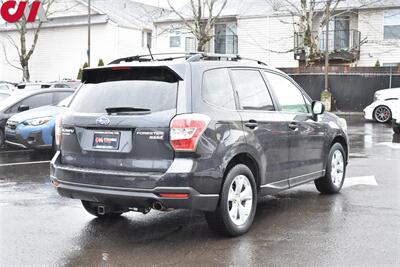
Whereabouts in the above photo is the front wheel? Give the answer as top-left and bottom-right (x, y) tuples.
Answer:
(205, 164), (257, 237)
(0, 130), (5, 150)
(81, 201), (123, 218)
(315, 143), (346, 194)
(374, 105), (391, 123)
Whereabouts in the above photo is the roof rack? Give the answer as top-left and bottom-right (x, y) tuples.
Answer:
(108, 53), (190, 64)
(187, 53), (268, 66)
(108, 52), (268, 66)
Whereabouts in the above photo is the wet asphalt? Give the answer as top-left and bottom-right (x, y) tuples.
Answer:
(0, 115), (399, 267)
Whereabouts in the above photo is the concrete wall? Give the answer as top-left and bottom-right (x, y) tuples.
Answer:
(0, 23), (145, 83)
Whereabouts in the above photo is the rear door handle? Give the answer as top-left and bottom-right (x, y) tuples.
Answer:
(245, 120), (258, 129)
(288, 122), (299, 131)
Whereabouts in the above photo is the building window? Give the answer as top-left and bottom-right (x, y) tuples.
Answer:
(147, 32), (152, 48)
(185, 37), (196, 52)
(170, 36), (181, 48)
(142, 31), (152, 48)
(384, 9), (400, 40)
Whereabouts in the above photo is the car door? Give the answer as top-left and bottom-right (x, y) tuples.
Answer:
(230, 68), (290, 192)
(263, 71), (327, 187)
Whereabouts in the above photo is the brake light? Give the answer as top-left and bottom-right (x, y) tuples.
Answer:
(170, 114), (210, 151)
(55, 115), (63, 146)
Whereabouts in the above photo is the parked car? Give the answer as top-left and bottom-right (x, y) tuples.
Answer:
(0, 82), (16, 92)
(5, 95), (73, 150)
(391, 101), (400, 134)
(51, 53), (349, 236)
(373, 87), (400, 101)
(364, 92), (400, 123)
(0, 88), (74, 148)
(16, 82), (74, 90)
(0, 92), (12, 103)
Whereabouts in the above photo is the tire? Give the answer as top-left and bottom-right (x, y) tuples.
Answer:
(205, 164), (257, 237)
(315, 143), (346, 194)
(81, 200), (123, 218)
(0, 130), (4, 150)
(51, 137), (57, 155)
(374, 105), (392, 123)
(394, 126), (400, 134)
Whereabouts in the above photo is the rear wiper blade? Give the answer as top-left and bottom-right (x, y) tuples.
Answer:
(106, 107), (151, 115)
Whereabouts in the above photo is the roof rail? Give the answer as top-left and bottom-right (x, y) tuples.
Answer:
(108, 52), (268, 66)
(108, 53), (191, 64)
(187, 53), (268, 66)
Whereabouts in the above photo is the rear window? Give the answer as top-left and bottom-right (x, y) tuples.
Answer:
(70, 67), (180, 113)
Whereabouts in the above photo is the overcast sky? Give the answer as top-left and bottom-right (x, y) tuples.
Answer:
(133, 0), (188, 8)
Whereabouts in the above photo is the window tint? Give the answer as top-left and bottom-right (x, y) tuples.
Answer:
(231, 70), (274, 111)
(53, 92), (73, 104)
(7, 93), (53, 113)
(264, 72), (308, 113)
(24, 93), (53, 108)
(70, 81), (177, 113)
(202, 68), (235, 109)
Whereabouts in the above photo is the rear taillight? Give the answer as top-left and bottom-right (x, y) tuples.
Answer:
(55, 115), (63, 146)
(170, 114), (211, 152)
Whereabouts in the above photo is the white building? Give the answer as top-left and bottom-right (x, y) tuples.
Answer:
(0, 0), (167, 82)
(153, 0), (400, 68)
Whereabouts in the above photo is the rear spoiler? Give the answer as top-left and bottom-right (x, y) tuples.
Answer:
(82, 66), (183, 84)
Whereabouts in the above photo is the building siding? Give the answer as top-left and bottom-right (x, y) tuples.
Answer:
(357, 9), (400, 67)
(0, 23), (144, 82)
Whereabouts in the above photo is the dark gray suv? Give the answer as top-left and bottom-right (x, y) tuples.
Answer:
(51, 54), (349, 236)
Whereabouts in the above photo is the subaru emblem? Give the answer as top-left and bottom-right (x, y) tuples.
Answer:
(96, 116), (110, 126)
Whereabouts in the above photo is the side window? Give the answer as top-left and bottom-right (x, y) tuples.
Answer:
(264, 72), (308, 113)
(53, 92), (73, 104)
(202, 68), (236, 109)
(231, 69), (274, 111)
(21, 93), (53, 110)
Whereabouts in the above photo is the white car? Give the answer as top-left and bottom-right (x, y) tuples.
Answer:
(364, 93), (400, 123)
(373, 87), (400, 101)
(0, 82), (15, 92)
(392, 104), (400, 134)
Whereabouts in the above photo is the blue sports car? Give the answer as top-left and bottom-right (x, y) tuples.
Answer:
(5, 96), (72, 150)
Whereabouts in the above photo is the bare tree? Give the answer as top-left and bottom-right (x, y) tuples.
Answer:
(167, 0), (228, 52)
(268, 0), (380, 65)
(1, 0), (55, 81)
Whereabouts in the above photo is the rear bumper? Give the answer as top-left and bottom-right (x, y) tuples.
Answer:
(50, 152), (220, 211)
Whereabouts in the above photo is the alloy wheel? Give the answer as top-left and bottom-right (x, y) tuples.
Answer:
(227, 175), (253, 226)
(375, 106), (391, 123)
(331, 150), (345, 187)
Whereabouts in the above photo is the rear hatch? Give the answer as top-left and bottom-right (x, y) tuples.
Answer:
(60, 66), (182, 173)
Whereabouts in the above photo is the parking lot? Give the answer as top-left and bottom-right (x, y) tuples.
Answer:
(0, 115), (399, 266)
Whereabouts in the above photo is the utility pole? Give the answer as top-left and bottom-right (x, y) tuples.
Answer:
(87, 0), (91, 67)
(321, 0), (332, 111)
(324, 2), (330, 92)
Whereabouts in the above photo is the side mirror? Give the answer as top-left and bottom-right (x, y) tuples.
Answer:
(18, 104), (29, 112)
(312, 101), (325, 116)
